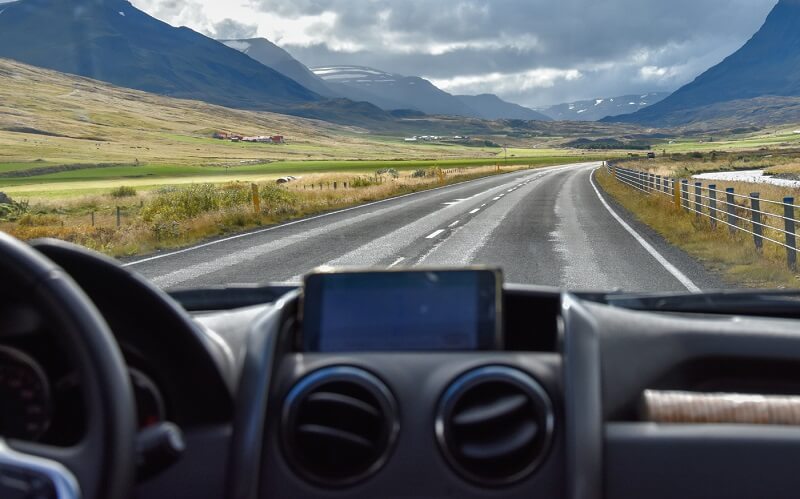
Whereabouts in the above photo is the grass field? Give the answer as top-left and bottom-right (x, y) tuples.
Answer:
(661, 126), (800, 154)
(0, 153), (606, 199)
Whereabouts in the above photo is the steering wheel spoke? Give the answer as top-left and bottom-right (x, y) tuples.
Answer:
(0, 437), (81, 498)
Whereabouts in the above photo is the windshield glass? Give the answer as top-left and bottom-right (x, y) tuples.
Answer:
(0, 0), (796, 293)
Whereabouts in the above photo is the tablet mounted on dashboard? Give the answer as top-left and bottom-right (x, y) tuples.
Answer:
(300, 268), (503, 352)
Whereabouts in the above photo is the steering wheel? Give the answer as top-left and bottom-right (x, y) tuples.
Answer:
(0, 232), (136, 499)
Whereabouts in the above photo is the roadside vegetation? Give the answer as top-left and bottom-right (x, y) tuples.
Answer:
(0, 162), (578, 257)
(595, 167), (800, 288)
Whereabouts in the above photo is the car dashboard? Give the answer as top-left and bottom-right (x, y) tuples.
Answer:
(3, 241), (800, 499)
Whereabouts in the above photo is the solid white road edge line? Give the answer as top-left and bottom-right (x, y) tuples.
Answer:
(388, 257), (405, 268)
(588, 168), (701, 293)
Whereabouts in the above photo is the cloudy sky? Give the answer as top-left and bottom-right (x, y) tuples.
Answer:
(125, 1), (777, 106)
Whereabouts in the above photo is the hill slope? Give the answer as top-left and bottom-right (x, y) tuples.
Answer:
(0, 58), (483, 168)
(608, 0), (800, 126)
(220, 38), (336, 97)
(454, 94), (551, 121)
(539, 93), (669, 121)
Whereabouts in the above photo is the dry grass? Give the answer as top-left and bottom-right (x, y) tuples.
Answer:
(0, 164), (530, 257)
(596, 167), (800, 289)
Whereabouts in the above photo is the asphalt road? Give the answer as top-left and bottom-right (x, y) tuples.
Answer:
(125, 162), (727, 292)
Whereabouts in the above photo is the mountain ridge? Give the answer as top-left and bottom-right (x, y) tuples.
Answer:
(220, 37), (336, 98)
(310, 65), (550, 120)
(454, 94), (552, 121)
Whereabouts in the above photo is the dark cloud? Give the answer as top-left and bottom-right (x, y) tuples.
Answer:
(122, 0), (780, 106)
(246, 0), (777, 105)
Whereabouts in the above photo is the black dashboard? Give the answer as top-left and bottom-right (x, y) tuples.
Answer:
(4, 240), (800, 499)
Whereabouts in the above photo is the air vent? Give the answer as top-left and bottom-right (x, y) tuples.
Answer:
(436, 366), (554, 486)
(281, 366), (399, 486)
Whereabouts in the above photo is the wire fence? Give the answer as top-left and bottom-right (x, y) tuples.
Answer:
(605, 162), (800, 270)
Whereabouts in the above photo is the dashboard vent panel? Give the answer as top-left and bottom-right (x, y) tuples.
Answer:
(281, 366), (399, 486)
(436, 366), (554, 486)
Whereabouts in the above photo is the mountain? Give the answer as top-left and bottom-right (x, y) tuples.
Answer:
(311, 65), (478, 116)
(0, 0), (399, 128)
(538, 93), (669, 121)
(454, 94), (552, 121)
(607, 0), (800, 126)
(220, 38), (336, 97)
(0, 0), (321, 111)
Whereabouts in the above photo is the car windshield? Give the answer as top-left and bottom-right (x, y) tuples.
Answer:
(0, 0), (797, 293)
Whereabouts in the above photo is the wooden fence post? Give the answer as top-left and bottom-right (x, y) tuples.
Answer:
(91, 211), (95, 227)
(680, 180), (689, 211)
(784, 197), (797, 271)
(708, 184), (717, 229)
(750, 192), (763, 251)
(673, 179), (681, 209)
(694, 182), (702, 217)
(726, 188), (736, 234)
(116, 206), (121, 227)
(251, 183), (261, 213)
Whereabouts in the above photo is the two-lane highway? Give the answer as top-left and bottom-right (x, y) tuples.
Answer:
(125, 162), (725, 291)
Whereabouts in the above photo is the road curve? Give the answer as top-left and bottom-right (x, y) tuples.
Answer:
(125, 162), (727, 292)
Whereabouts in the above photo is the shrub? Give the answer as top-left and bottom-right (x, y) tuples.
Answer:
(0, 198), (29, 221)
(110, 185), (137, 198)
(17, 213), (61, 226)
(151, 219), (182, 240)
(259, 184), (299, 215)
(350, 176), (378, 187)
(141, 182), (301, 226)
(376, 168), (399, 178)
(142, 184), (225, 222)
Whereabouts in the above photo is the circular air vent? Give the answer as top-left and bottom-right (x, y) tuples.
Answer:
(281, 366), (399, 486)
(436, 366), (554, 486)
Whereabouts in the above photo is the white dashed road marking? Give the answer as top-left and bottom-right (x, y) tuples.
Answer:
(426, 229), (445, 239)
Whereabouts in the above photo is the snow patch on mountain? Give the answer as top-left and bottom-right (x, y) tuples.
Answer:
(539, 92), (670, 121)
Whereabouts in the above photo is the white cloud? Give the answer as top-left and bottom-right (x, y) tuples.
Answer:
(432, 68), (583, 94)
